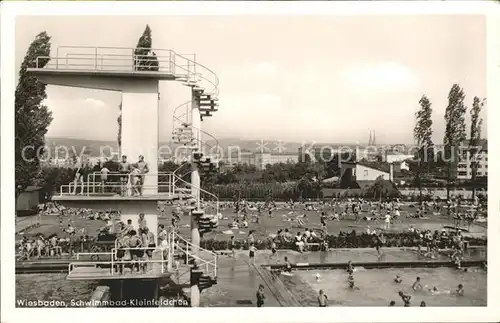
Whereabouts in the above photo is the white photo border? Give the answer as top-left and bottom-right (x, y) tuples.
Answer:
(1, 1), (499, 323)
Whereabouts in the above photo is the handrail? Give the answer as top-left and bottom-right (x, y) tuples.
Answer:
(170, 231), (217, 278)
(68, 258), (167, 276)
(69, 245), (169, 276)
(172, 163), (191, 191)
(35, 45), (218, 98)
(173, 101), (191, 127)
(172, 173), (219, 215)
(62, 171), (176, 196)
(172, 102), (221, 161)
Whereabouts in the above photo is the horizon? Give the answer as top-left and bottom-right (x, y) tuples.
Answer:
(16, 15), (487, 145)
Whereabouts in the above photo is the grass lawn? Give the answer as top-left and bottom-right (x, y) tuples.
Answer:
(17, 203), (486, 243)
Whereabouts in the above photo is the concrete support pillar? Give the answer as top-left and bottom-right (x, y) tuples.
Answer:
(191, 90), (201, 208)
(190, 89), (201, 307)
(190, 213), (201, 307)
(121, 80), (159, 196)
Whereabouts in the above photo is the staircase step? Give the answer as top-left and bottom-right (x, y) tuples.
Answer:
(200, 108), (218, 113)
(199, 102), (219, 107)
(180, 81), (199, 86)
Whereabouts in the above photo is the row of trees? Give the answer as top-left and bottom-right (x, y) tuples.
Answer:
(413, 84), (485, 204)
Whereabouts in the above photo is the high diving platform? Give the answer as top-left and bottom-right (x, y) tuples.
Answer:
(26, 46), (200, 91)
(28, 44), (221, 307)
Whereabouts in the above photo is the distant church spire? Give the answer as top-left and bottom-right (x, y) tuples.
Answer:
(368, 129), (373, 145)
(372, 130), (376, 146)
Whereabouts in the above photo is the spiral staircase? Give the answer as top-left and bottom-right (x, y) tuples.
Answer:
(170, 53), (221, 298)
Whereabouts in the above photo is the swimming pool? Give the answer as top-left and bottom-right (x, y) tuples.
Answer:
(278, 267), (487, 306)
(16, 274), (97, 307)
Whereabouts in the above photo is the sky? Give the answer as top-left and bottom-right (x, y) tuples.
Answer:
(15, 15), (487, 145)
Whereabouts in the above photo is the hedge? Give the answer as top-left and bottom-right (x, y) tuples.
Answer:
(200, 231), (486, 250)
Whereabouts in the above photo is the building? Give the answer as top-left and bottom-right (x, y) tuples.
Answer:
(339, 161), (391, 189)
(253, 152), (299, 170)
(457, 139), (488, 180)
(16, 186), (43, 215)
(221, 151), (299, 169)
(385, 152), (414, 171)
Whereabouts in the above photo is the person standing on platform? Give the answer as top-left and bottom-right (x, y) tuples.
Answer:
(142, 227), (156, 272)
(138, 213), (147, 233)
(136, 155), (149, 196)
(119, 155), (132, 196)
(72, 157), (85, 195)
(249, 243), (257, 265)
(256, 284), (266, 307)
(99, 162), (110, 194)
(121, 219), (134, 236)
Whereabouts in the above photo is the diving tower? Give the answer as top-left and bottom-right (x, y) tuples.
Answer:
(28, 45), (221, 307)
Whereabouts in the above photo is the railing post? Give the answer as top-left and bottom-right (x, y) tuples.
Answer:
(193, 54), (197, 79)
(111, 249), (114, 275)
(94, 47), (98, 69)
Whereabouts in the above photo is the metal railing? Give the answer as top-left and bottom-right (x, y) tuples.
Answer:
(31, 46), (218, 98)
(172, 102), (222, 163)
(76, 252), (111, 260)
(68, 246), (168, 277)
(60, 172), (176, 197)
(170, 231), (217, 278)
(172, 173), (219, 215)
(58, 172), (220, 209)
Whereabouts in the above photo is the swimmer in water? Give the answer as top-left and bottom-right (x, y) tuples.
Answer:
(389, 300), (396, 306)
(398, 291), (411, 307)
(412, 277), (423, 291)
(283, 256), (292, 273)
(346, 261), (354, 274)
(394, 275), (402, 284)
(315, 273), (321, 281)
(456, 284), (464, 296)
(420, 301), (426, 307)
(347, 274), (358, 290)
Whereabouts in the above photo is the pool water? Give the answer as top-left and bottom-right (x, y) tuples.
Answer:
(16, 274), (97, 307)
(279, 267), (487, 306)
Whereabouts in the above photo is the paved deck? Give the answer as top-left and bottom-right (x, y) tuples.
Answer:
(196, 256), (281, 307)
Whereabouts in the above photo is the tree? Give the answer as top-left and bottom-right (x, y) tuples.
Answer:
(413, 95), (434, 205)
(443, 84), (467, 201)
(15, 31), (53, 204)
(134, 25), (159, 71)
(366, 176), (400, 200)
(117, 102), (122, 151)
(469, 96), (484, 200)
